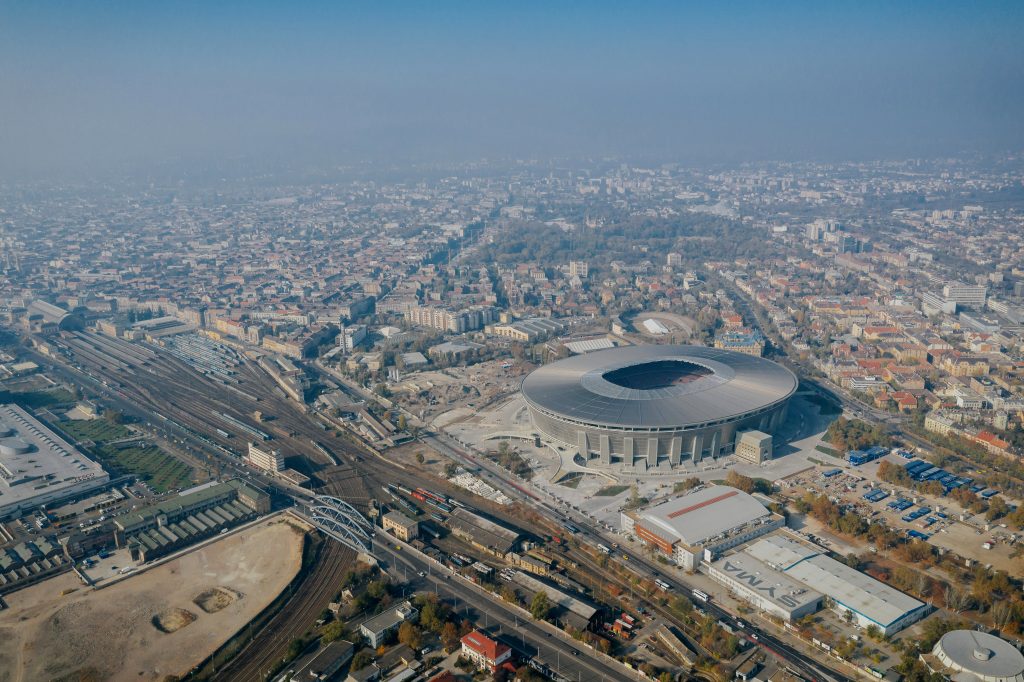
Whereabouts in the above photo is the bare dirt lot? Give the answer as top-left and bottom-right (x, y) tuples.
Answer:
(193, 585), (243, 614)
(0, 517), (305, 682)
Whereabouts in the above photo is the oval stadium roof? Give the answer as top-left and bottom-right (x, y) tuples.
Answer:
(521, 344), (797, 429)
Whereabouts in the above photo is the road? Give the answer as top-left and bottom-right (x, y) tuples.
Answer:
(424, 431), (848, 682)
(372, 538), (641, 682)
(31, 331), (849, 679)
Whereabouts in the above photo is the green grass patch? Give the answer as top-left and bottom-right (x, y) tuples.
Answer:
(814, 444), (842, 458)
(59, 417), (193, 493)
(6, 388), (77, 409)
(594, 485), (630, 497)
(96, 444), (193, 493)
(59, 419), (132, 443)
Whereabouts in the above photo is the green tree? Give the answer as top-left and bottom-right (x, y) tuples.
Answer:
(322, 620), (347, 642)
(285, 637), (308, 661)
(530, 591), (550, 620)
(351, 649), (374, 671)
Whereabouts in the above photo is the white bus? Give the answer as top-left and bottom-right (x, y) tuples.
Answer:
(692, 588), (709, 603)
(654, 579), (671, 592)
(597, 544), (611, 554)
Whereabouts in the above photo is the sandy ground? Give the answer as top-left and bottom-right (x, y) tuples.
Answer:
(0, 517), (305, 682)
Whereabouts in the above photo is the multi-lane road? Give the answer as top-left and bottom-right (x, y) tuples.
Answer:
(30, 332), (851, 680)
(425, 431), (848, 682)
(373, 538), (640, 682)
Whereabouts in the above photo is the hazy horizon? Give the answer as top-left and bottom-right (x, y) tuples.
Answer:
(3, 1), (1024, 180)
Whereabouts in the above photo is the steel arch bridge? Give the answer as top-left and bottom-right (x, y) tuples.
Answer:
(308, 495), (375, 553)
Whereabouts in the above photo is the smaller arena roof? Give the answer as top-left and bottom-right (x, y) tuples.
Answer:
(930, 630), (1024, 682)
(638, 485), (771, 547)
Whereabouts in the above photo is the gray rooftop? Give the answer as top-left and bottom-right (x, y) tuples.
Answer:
(0, 405), (109, 515)
(638, 485), (772, 547)
(933, 630), (1024, 682)
(521, 345), (797, 428)
(748, 536), (926, 628)
(709, 552), (822, 612)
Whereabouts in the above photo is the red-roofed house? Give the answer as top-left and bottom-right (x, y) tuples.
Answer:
(891, 391), (919, 411)
(460, 630), (512, 672)
(972, 431), (1011, 457)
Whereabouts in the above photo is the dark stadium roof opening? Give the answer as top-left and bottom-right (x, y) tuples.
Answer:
(602, 360), (713, 390)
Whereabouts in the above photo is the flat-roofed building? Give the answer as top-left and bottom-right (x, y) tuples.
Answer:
(735, 430), (772, 464)
(621, 485), (784, 570)
(707, 551), (822, 622)
(745, 535), (928, 635)
(247, 442), (285, 473)
(359, 601), (418, 648)
(0, 404), (110, 520)
(382, 510), (418, 541)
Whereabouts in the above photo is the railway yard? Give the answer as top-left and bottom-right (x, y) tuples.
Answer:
(20, 331), (380, 679)
(7, 327), (1019, 682)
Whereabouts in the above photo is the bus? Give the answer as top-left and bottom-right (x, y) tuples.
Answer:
(597, 544), (611, 554)
(654, 579), (671, 592)
(692, 589), (710, 603)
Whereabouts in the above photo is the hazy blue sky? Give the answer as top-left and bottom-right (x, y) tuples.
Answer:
(2, 1), (1023, 178)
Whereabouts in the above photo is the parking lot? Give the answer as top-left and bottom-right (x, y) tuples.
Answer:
(779, 454), (1021, 572)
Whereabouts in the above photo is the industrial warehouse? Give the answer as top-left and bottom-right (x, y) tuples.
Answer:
(0, 403), (110, 520)
(114, 479), (270, 562)
(710, 536), (929, 636)
(620, 485), (785, 570)
(520, 345), (797, 472)
(623, 486), (929, 636)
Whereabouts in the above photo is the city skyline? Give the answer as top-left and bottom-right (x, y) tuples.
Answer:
(2, 2), (1024, 179)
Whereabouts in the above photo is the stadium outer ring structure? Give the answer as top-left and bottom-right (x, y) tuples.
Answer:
(521, 344), (798, 472)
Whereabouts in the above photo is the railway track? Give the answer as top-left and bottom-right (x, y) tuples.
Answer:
(213, 463), (376, 681)
(50, 336), (379, 680)
(213, 531), (355, 681)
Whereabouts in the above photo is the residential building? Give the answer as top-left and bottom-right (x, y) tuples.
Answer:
(460, 630), (512, 672)
(359, 601), (418, 647)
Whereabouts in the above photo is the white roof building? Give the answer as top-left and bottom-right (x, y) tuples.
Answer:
(926, 630), (1024, 682)
(0, 404), (110, 519)
(641, 486), (774, 547)
(746, 535), (928, 635)
(622, 486), (784, 570)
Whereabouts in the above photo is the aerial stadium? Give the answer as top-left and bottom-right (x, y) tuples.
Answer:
(521, 345), (798, 472)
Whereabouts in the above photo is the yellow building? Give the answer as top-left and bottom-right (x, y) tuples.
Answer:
(382, 511), (418, 541)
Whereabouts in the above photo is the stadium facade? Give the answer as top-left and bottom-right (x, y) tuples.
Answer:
(521, 345), (797, 472)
